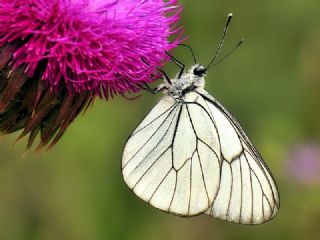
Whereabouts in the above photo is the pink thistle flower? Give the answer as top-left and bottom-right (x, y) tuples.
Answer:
(285, 142), (320, 186)
(0, 0), (183, 149)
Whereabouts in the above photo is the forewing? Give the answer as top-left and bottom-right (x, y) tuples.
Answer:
(195, 89), (280, 224)
(122, 93), (221, 216)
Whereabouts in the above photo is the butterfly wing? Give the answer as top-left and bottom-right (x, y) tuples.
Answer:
(195, 89), (280, 224)
(122, 93), (221, 216)
(122, 89), (279, 224)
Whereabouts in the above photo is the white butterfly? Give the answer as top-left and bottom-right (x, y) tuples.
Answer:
(122, 14), (279, 224)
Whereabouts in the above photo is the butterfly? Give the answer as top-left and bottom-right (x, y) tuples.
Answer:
(121, 13), (279, 224)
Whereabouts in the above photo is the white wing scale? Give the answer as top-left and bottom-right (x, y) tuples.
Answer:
(122, 90), (279, 224)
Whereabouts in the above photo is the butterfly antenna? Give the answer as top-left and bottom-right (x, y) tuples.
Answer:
(178, 44), (197, 64)
(205, 13), (233, 70)
(212, 38), (244, 67)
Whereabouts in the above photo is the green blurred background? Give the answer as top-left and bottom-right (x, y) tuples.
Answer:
(1, 0), (320, 239)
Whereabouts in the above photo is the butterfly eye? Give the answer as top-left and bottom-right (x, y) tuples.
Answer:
(193, 66), (206, 77)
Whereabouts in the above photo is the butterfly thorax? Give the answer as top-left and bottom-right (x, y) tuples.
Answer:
(164, 65), (206, 100)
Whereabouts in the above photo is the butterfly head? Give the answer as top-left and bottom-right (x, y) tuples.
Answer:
(181, 64), (207, 85)
(193, 65), (207, 77)
(165, 64), (206, 98)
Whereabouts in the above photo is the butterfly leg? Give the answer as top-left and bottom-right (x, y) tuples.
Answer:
(157, 68), (172, 85)
(165, 51), (185, 79)
(177, 44), (197, 64)
(140, 57), (172, 85)
(138, 82), (167, 94)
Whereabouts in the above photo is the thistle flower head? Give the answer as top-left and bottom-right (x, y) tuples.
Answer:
(0, 0), (182, 95)
(285, 143), (320, 186)
(0, 0), (183, 149)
